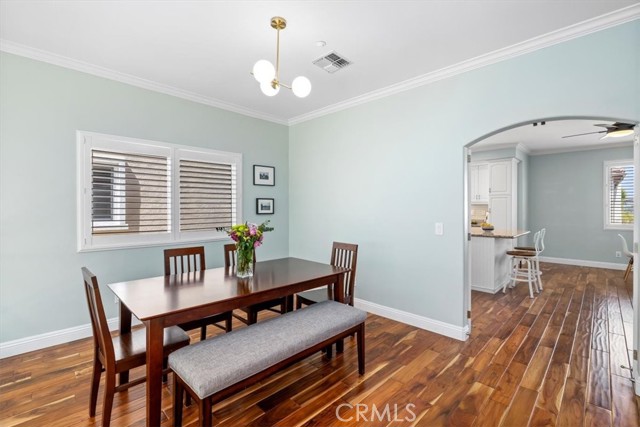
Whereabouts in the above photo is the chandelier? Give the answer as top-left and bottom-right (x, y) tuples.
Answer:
(252, 17), (311, 98)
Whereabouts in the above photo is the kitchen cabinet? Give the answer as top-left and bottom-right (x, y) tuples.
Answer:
(487, 159), (518, 230)
(470, 228), (530, 293)
(469, 162), (489, 203)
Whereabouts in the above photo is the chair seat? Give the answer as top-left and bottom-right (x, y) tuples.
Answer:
(513, 246), (535, 251)
(177, 312), (231, 337)
(113, 326), (190, 370)
(506, 249), (536, 257)
(297, 288), (331, 305)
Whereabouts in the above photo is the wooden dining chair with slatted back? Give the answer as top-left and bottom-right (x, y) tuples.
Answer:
(224, 243), (288, 324)
(164, 246), (233, 340)
(296, 242), (359, 308)
(82, 267), (190, 427)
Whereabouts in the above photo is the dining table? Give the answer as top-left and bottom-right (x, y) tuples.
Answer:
(107, 257), (350, 427)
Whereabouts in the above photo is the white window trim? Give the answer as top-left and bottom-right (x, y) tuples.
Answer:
(603, 159), (634, 231)
(77, 131), (243, 252)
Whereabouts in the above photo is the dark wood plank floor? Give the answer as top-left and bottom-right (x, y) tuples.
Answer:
(0, 264), (638, 426)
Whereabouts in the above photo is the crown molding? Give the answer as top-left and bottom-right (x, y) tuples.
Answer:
(529, 139), (634, 156)
(0, 40), (288, 126)
(1, 4), (638, 128)
(288, 4), (640, 125)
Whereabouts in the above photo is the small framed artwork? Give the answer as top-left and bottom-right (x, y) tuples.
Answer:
(253, 165), (275, 186)
(256, 198), (274, 215)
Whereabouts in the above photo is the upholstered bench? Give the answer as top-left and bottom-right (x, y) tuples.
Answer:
(169, 300), (367, 427)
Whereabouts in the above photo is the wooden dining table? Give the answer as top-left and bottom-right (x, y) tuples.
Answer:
(107, 257), (349, 427)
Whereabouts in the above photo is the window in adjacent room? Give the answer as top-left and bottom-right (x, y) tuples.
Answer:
(78, 131), (242, 251)
(604, 159), (634, 230)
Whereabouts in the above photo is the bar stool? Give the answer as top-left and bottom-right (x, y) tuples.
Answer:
(514, 228), (545, 291)
(504, 230), (542, 298)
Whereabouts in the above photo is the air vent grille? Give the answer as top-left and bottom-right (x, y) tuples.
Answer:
(313, 51), (352, 73)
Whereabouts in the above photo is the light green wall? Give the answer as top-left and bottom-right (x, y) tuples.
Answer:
(289, 21), (639, 328)
(528, 146), (634, 263)
(0, 53), (289, 342)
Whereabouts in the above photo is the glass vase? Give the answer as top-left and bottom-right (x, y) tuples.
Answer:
(236, 245), (254, 278)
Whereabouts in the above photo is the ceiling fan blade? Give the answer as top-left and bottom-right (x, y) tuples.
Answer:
(562, 130), (606, 138)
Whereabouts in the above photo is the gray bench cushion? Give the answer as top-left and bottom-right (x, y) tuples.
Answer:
(169, 300), (366, 399)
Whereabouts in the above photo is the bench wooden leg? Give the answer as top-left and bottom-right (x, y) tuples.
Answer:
(200, 398), (212, 427)
(357, 324), (365, 375)
(336, 339), (344, 354)
(173, 374), (184, 427)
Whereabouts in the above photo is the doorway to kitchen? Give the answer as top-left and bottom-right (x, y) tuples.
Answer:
(462, 115), (639, 395)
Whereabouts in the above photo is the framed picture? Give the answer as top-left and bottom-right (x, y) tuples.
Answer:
(253, 165), (275, 186)
(256, 198), (274, 215)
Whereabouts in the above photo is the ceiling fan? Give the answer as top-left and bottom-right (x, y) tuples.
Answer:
(562, 122), (636, 139)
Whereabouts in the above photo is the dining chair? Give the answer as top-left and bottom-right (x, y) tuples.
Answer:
(618, 234), (634, 281)
(224, 243), (288, 324)
(81, 267), (190, 427)
(164, 246), (233, 340)
(296, 242), (359, 309)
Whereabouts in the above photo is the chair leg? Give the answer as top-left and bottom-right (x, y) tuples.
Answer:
(173, 374), (184, 427)
(248, 310), (258, 325)
(101, 371), (116, 427)
(526, 259), (534, 299)
(535, 258), (543, 291)
(225, 313), (232, 332)
(200, 398), (213, 427)
(624, 257), (633, 281)
(89, 355), (101, 417)
(357, 325), (365, 375)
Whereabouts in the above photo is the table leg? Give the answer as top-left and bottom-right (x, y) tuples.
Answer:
(145, 318), (164, 427)
(118, 301), (132, 385)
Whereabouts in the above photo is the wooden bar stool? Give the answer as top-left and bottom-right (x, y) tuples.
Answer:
(514, 228), (545, 291)
(504, 230), (542, 298)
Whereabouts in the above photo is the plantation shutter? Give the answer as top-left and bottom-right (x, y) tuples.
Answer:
(179, 159), (234, 231)
(608, 163), (635, 226)
(91, 149), (171, 235)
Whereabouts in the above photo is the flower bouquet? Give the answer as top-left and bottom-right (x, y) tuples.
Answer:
(227, 221), (274, 277)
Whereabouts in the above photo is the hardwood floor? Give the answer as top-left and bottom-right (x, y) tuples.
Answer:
(0, 264), (637, 426)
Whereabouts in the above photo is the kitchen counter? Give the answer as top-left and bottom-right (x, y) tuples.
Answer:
(470, 228), (530, 294)
(470, 228), (530, 239)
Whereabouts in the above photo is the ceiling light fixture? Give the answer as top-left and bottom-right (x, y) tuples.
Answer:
(252, 17), (311, 98)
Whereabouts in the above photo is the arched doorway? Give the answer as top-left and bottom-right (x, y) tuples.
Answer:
(462, 116), (639, 395)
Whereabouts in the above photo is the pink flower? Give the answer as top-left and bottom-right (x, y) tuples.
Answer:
(254, 241), (261, 248)
(249, 224), (257, 236)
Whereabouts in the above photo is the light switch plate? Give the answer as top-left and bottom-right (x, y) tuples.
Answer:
(435, 222), (444, 235)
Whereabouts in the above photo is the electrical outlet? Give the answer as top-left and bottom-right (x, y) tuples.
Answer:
(615, 251), (622, 258)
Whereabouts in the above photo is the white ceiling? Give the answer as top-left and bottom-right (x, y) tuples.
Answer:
(2, 1), (638, 128)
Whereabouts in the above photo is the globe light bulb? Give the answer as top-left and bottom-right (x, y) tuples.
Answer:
(252, 60), (275, 84)
(260, 80), (280, 97)
(291, 76), (311, 98)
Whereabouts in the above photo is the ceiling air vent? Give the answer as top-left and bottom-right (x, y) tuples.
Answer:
(313, 51), (352, 73)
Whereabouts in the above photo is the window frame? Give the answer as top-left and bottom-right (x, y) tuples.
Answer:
(603, 159), (634, 231)
(77, 131), (243, 252)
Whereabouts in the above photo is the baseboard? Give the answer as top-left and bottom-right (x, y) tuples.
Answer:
(2, 298), (471, 358)
(539, 256), (628, 271)
(0, 316), (141, 359)
(354, 298), (469, 341)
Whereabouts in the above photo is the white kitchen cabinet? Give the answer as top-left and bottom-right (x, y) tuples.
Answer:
(469, 162), (489, 203)
(488, 194), (511, 229)
(489, 161), (511, 195)
(487, 158), (518, 230)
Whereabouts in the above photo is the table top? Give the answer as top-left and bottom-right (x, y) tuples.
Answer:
(470, 228), (530, 239)
(107, 257), (348, 321)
